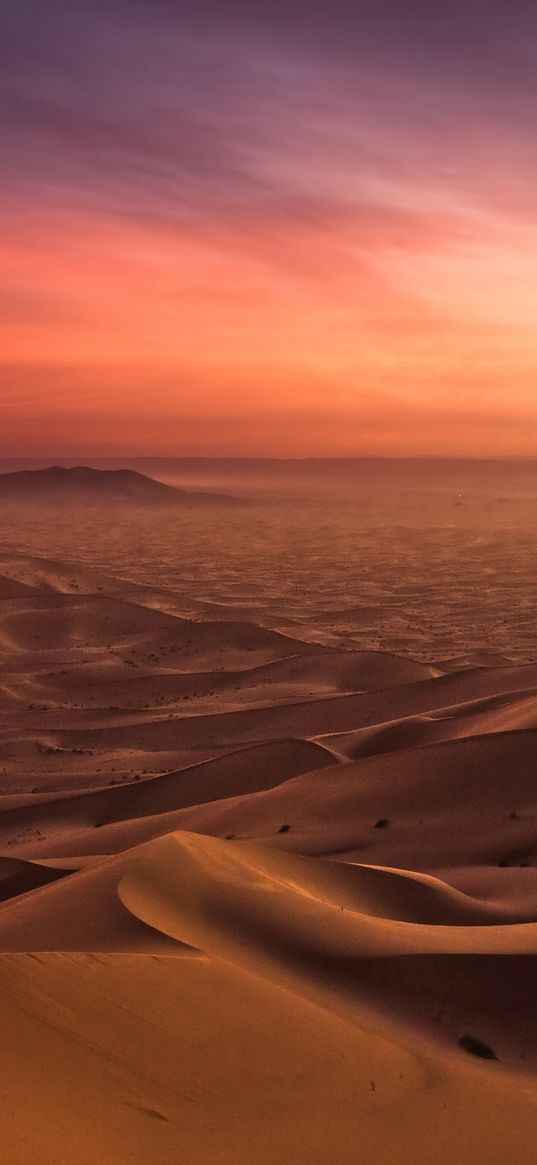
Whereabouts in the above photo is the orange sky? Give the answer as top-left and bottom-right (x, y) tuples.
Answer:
(3, 1), (537, 456)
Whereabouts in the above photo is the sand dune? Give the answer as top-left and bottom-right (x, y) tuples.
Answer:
(0, 574), (39, 599)
(0, 833), (536, 1163)
(7, 947), (537, 1165)
(0, 738), (333, 854)
(0, 551), (536, 1161)
(0, 855), (69, 902)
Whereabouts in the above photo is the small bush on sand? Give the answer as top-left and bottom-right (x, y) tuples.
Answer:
(458, 1033), (498, 1060)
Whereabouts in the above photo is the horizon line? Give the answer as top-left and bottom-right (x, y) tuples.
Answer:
(1, 455), (537, 465)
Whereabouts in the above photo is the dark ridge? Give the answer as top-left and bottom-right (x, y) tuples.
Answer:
(0, 466), (240, 507)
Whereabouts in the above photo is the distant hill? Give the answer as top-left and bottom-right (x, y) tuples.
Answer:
(0, 466), (240, 506)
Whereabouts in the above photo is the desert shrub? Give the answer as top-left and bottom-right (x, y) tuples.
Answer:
(458, 1033), (497, 1060)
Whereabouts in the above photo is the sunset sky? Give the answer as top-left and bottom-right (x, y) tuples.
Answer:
(3, 0), (537, 456)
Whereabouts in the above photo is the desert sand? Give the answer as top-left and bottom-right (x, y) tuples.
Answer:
(0, 464), (536, 1163)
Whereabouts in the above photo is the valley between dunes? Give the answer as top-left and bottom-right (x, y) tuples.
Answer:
(0, 552), (536, 1163)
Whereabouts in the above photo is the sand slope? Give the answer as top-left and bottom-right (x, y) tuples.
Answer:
(0, 553), (536, 1162)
